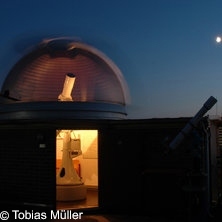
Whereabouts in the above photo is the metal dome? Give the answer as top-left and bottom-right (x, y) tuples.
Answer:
(1, 38), (130, 105)
(0, 38), (130, 120)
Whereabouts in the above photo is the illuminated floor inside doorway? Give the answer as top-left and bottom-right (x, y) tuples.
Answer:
(56, 188), (98, 210)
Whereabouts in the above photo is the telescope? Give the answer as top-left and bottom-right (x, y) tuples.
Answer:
(56, 73), (87, 201)
(169, 96), (217, 150)
(58, 73), (76, 101)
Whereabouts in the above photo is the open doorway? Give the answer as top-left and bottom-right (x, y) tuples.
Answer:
(56, 129), (98, 210)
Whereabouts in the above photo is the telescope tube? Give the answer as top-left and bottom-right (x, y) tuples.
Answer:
(169, 96), (217, 150)
(58, 73), (76, 101)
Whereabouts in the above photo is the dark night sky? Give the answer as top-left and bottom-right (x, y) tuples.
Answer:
(0, 0), (222, 118)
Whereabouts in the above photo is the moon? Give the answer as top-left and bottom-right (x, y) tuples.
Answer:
(216, 36), (221, 43)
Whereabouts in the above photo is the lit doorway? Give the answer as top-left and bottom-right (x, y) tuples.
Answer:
(56, 129), (98, 210)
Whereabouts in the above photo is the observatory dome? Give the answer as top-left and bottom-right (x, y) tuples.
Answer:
(0, 38), (130, 120)
(1, 38), (129, 105)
